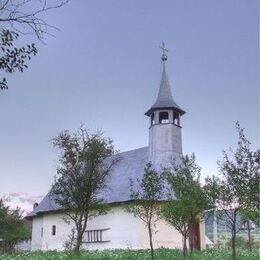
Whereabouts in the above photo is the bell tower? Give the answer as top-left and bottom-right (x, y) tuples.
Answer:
(145, 43), (185, 168)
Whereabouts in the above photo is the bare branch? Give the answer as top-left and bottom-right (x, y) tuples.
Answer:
(0, 0), (70, 41)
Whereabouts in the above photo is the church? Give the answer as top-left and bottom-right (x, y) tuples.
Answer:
(26, 45), (206, 251)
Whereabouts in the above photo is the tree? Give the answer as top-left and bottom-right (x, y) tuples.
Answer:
(0, 0), (69, 90)
(126, 163), (165, 260)
(0, 198), (31, 252)
(160, 154), (210, 259)
(51, 126), (119, 253)
(205, 122), (260, 259)
(205, 176), (242, 260)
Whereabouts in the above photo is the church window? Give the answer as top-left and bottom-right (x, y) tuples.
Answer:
(173, 112), (180, 125)
(151, 113), (155, 126)
(159, 112), (169, 124)
(41, 227), (43, 237)
(85, 228), (110, 243)
(52, 225), (56, 236)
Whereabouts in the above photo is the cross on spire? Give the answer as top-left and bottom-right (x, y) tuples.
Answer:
(159, 42), (168, 62)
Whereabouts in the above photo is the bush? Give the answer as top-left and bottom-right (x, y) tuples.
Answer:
(227, 236), (247, 249)
(0, 199), (31, 253)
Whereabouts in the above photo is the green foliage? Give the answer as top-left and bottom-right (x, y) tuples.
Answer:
(160, 154), (210, 258)
(0, 198), (30, 252)
(218, 122), (259, 222)
(162, 154), (210, 225)
(126, 162), (165, 260)
(205, 122), (260, 259)
(228, 236), (247, 249)
(126, 162), (165, 221)
(0, 30), (37, 90)
(0, 0), (69, 90)
(52, 128), (115, 212)
(0, 249), (259, 260)
(51, 126), (119, 252)
(52, 127), (116, 214)
(251, 239), (260, 250)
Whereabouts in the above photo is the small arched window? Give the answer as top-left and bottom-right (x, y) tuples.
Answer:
(159, 112), (169, 124)
(151, 113), (155, 126)
(173, 112), (180, 125)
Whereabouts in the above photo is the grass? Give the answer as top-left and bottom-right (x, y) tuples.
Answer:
(0, 249), (259, 260)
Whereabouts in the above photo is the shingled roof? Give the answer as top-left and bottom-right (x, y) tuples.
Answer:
(26, 147), (149, 219)
(145, 62), (185, 116)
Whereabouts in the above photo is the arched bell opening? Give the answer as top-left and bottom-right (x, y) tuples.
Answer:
(173, 112), (180, 126)
(150, 113), (155, 126)
(159, 111), (169, 124)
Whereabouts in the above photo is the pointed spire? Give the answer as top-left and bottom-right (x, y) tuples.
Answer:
(145, 43), (185, 116)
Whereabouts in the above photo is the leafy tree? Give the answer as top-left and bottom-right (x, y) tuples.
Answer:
(205, 122), (260, 259)
(160, 154), (210, 259)
(51, 126), (119, 253)
(126, 163), (165, 260)
(0, 0), (69, 90)
(205, 176), (242, 260)
(0, 198), (31, 252)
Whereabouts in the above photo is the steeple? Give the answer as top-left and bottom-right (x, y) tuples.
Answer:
(146, 43), (185, 168)
(145, 43), (185, 116)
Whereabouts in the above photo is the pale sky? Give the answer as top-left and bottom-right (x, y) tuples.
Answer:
(0, 0), (259, 213)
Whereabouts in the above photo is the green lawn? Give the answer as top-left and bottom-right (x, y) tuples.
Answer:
(0, 249), (259, 260)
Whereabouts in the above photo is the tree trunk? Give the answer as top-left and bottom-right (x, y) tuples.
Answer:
(73, 214), (88, 254)
(189, 233), (193, 254)
(148, 222), (154, 260)
(230, 210), (238, 260)
(183, 234), (188, 260)
(247, 221), (252, 251)
(74, 233), (82, 253)
(231, 231), (236, 260)
(74, 226), (84, 254)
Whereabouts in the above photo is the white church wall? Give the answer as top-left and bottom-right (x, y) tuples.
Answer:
(149, 123), (182, 169)
(41, 212), (72, 251)
(138, 217), (183, 249)
(199, 218), (206, 249)
(31, 205), (206, 251)
(84, 206), (140, 250)
(31, 216), (43, 250)
(31, 205), (140, 251)
(138, 217), (206, 250)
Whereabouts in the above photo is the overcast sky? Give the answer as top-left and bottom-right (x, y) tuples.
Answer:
(0, 0), (259, 212)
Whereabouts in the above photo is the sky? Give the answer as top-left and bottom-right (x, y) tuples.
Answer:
(0, 0), (259, 213)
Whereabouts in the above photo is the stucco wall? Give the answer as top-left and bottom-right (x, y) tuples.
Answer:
(199, 218), (206, 249)
(31, 206), (140, 251)
(31, 216), (43, 250)
(83, 206), (140, 250)
(138, 218), (183, 249)
(31, 205), (205, 251)
(149, 122), (182, 169)
(41, 212), (71, 250)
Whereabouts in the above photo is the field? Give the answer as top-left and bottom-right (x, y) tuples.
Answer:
(0, 249), (259, 260)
